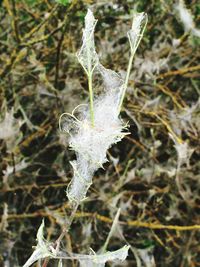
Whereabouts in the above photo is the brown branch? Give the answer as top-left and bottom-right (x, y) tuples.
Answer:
(155, 84), (185, 109)
(127, 220), (200, 231)
(54, 0), (79, 88)
(54, 14), (69, 89)
(158, 65), (200, 79)
(5, 211), (200, 231)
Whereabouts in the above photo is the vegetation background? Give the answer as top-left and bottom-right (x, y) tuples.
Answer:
(0, 0), (200, 266)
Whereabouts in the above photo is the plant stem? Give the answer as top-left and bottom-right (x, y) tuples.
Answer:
(85, 29), (95, 126)
(118, 52), (134, 113)
(42, 203), (79, 267)
(118, 13), (148, 114)
(55, 203), (79, 253)
(88, 72), (95, 126)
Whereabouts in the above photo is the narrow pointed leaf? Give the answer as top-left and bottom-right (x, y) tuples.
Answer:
(77, 9), (99, 74)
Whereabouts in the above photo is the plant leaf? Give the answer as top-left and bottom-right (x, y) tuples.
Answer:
(78, 245), (130, 266)
(127, 12), (148, 54)
(23, 220), (54, 267)
(77, 9), (99, 75)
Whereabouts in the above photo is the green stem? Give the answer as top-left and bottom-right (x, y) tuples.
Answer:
(118, 52), (134, 114)
(85, 37), (95, 127)
(118, 13), (148, 114)
(88, 72), (95, 126)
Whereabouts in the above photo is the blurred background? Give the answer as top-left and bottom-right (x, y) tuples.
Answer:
(0, 0), (200, 266)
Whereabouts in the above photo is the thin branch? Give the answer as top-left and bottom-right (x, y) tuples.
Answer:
(11, 0), (21, 43)
(54, 13), (69, 89)
(158, 65), (200, 79)
(5, 211), (200, 231)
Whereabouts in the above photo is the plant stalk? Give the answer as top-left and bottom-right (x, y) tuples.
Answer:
(42, 203), (79, 267)
(88, 73), (95, 126)
(118, 52), (134, 113)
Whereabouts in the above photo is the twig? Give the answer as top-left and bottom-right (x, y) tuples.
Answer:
(5, 211), (200, 231)
(54, 0), (79, 88)
(54, 13), (69, 89)
(10, 0), (21, 43)
(155, 84), (185, 109)
(126, 220), (200, 231)
(158, 65), (200, 79)
(42, 203), (79, 267)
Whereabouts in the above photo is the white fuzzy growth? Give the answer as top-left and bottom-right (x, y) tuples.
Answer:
(192, 28), (200, 38)
(0, 110), (18, 140)
(169, 134), (193, 168)
(78, 245), (130, 267)
(0, 109), (22, 151)
(67, 90), (126, 202)
(79, 260), (103, 267)
(65, 11), (128, 203)
(177, 0), (194, 31)
(176, 0), (200, 37)
(170, 99), (199, 136)
(3, 159), (28, 187)
(137, 247), (156, 267)
(127, 12), (148, 53)
(77, 9), (99, 74)
(3, 159), (28, 178)
(98, 64), (124, 93)
(23, 220), (54, 267)
(67, 157), (94, 202)
(23, 220), (129, 266)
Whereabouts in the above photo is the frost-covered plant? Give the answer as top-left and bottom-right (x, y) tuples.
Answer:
(169, 133), (194, 201)
(168, 101), (198, 198)
(60, 9), (147, 204)
(0, 108), (22, 151)
(169, 99), (200, 136)
(23, 220), (55, 267)
(118, 11), (148, 112)
(76, 9), (99, 125)
(2, 159), (28, 189)
(23, 218), (130, 267)
(169, 134), (192, 169)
